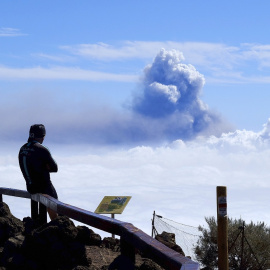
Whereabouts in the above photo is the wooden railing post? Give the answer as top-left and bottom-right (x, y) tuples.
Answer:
(31, 199), (38, 220)
(39, 203), (47, 224)
(0, 194), (2, 203)
(120, 237), (135, 270)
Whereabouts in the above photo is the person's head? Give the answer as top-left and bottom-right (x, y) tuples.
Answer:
(28, 124), (46, 143)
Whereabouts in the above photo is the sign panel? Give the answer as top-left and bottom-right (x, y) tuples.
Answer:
(218, 196), (227, 216)
(95, 196), (131, 214)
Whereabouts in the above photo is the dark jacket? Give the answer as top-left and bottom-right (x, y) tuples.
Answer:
(18, 140), (58, 194)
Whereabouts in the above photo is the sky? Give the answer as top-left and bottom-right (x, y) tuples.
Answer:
(1, 0), (270, 257)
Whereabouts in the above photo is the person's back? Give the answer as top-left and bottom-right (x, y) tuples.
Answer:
(18, 124), (58, 219)
(19, 139), (58, 194)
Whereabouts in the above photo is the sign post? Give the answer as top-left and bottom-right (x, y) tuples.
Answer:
(217, 186), (229, 270)
(95, 196), (131, 238)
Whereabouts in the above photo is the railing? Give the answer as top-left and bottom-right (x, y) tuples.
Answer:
(0, 187), (200, 270)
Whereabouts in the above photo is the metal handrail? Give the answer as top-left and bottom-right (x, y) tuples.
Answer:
(0, 187), (200, 270)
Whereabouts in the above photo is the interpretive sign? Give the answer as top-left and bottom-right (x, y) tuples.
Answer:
(95, 196), (131, 214)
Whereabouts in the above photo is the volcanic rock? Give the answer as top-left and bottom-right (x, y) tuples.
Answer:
(77, 226), (102, 246)
(155, 231), (185, 256)
(139, 258), (163, 270)
(0, 203), (24, 246)
(21, 215), (90, 270)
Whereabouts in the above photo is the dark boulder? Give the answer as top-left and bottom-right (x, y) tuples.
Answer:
(22, 216), (41, 236)
(101, 237), (120, 251)
(139, 258), (163, 270)
(0, 203), (24, 246)
(155, 231), (185, 256)
(0, 234), (26, 269)
(21, 216), (90, 270)
(107, 254), (135, 270)
(77, 226), (102, 246)
(0, 215), (91, 270)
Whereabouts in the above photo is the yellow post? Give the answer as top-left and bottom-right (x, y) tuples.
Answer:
(217, 186), (228, 270)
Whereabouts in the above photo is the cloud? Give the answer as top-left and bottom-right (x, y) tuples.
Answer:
(0, 27), (26, 37)
(241, 43), (270, 68)
(60, 41), (160, 60)
(31, 53), (76, 63)
(0, 66), (137, 82)
(3, 40), (270, 84)
(60, 41), (237, 64)
(60, 41), (270, 84)
(205, 118), (270, 151)
(62, 41), (270, 71)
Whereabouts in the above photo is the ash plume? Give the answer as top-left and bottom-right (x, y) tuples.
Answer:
(131, 49), (230, 140)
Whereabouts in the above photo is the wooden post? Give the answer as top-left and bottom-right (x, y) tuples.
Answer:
(111, 213), (115, 239)
(217, 186), (229, 270)
(120, 238), (135, 270)
(31, 199), (39, 220)
(39, 203), (47, 224)
(0, 194), (2, 203)
(152, 211), (155, 237)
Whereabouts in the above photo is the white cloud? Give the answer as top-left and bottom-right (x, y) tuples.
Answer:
(205, 118), (270, 151)
(61, 41), (237, 65)
(241, 43), (270, 65)
(31, 53), (76, 63)
(60, 41), (163, 60)
(2, 40), (270, 84)
(61, 41), (270, 84)
(0, 27), (26, 37)
(0, 65), (137, 82)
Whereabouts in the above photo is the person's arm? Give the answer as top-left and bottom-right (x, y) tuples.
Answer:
(46, 163), (57, 172)
(42, 147), (58, 172)
(46, 155), (58, 172)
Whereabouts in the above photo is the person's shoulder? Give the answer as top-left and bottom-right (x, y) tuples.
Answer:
(19, 142), (28, 149)
(35, 143), (52, 154)
(34, 142), (47, 149)
(19, 143), (28, 154)
(19, 142), (33, 151)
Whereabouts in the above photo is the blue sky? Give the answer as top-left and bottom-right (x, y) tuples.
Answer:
(2, 1), (270, 252)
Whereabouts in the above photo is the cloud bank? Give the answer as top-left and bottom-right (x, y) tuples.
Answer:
(2, 119), (270, 258)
